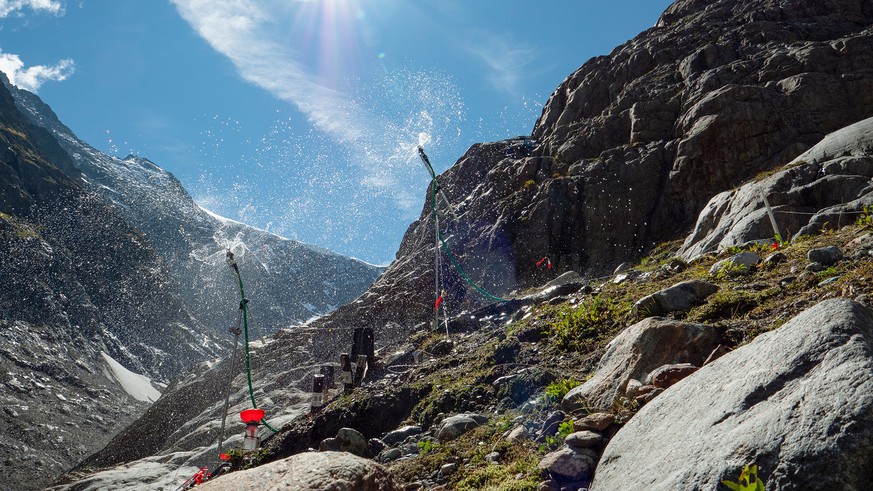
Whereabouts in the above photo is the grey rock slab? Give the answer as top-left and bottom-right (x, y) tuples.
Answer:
(563, 318), (720, 411)
(632, 280), (719, 317)
(538, 447), (597, 482)
(336, 427), (369, 457)
(379, 448), (402, 463)
(591, 299), (873, 491)
(539, 410), (565, 439)
(436, 413), (487, 441)
(198, 451), (400, 491)
(709, 252), (762, 277)
(680, 117), (873, 260)
(624, 378), (643, 398)
(573, 412), (614, 432)
(319, 437), (340, 452)
(645, 363), (698, 388)
(382, 425), (423, 446)
(807, 246), (843, 266)
(564, 431), (603, 449)
(506, 425), (530, 442)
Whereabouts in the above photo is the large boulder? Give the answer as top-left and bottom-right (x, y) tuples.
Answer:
(591, 299), (873, 490)
(681, 117), (873, 259)
(436, 413), (488, 441)
(563, 318), (721, 411)
(199, 451), (400, 491)
(632, 280), (719, 317)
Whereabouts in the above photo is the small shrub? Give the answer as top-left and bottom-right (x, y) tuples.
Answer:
(557, 421), (574, 439)
(418, 439), (436, 456)
(544, 378), (580, 404)
(549, 295), (626, 349)
(523, 179), (536, 190)
(722, 464), (766, 491)
(857, 205), (873, 228)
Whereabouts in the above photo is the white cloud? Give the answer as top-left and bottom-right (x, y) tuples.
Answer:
(170, 0), (367, 142)
(0, 51), (75, 92)
(170, 0), (466, 209)
(0, 0), (64, 17)
(466, 31), (534, 95)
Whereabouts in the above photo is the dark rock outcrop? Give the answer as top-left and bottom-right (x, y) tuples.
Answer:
(632, 279), (718, 317)
(592, 299), (873, 490)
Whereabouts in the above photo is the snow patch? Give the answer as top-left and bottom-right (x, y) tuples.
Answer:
(101, 352), (162, 403)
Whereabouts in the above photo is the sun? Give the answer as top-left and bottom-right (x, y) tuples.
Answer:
(285, 0), (372, 85)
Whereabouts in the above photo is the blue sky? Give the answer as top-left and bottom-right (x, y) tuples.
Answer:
(0, 0), (673, 264)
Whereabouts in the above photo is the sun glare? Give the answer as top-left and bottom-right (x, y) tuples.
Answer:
(289, 0), (371, 85)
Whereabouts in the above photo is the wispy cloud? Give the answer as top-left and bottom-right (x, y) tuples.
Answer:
(465, 31), (535, 95)
(0, 51), (74, 92)
(171, 0), (466, 214)
(0, 0), (64, 18)
(170, 0), (367, 142)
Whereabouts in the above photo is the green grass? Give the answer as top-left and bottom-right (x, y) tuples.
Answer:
(547, 294), (629, 350)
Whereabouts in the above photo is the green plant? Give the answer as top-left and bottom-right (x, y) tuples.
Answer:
(544, 379), (580, 404)
(418, 439), (436, 456)
(857, 204), (873, 228)
(817, 265), (841, 279)
(722, 464), (765, 491)
(537, 435), (558, 453)
(523, 179), (536, 190)
(711, 260), (752, 281)
(549, 295), (625, 349)
(557, 421), (574, 439)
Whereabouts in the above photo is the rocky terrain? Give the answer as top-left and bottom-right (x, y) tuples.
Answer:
(46, 0), (873, 489)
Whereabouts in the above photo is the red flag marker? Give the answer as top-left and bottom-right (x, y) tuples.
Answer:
(434, 295), (443, 309)
(536, 257), (552, 269)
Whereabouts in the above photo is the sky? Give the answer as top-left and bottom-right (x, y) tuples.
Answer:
(0, 0), (673, 265)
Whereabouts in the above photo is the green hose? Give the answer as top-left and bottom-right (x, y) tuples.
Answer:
(429, 175), (509, 303)
(230, 258), (278, 434)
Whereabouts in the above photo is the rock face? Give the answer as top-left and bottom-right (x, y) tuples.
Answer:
(681, 117), (873, 258)
(591, 299), (873, 490)
(563, 318), (721, 411)
(529, 0), (873, 273)
(198, 451), (400, 491)
(436, 413), (488, 441)
(308, 0), (873, 353)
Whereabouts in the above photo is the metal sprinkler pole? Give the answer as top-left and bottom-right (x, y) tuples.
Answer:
(760, 187), (782, 240)
(216, 323), (241, 454)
